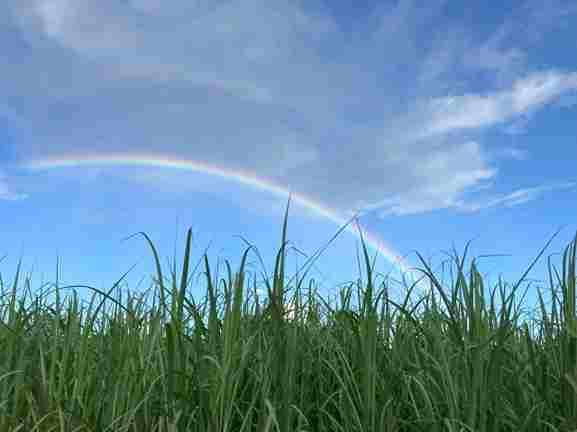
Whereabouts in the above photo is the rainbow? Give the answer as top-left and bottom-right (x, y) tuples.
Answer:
(21, 153), (428, 294)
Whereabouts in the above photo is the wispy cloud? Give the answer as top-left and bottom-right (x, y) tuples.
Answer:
(411, 70), (577, 139)
(462, 23), (527, 77)
(454, 182), (577, 212)
(0, 176), (27, 201)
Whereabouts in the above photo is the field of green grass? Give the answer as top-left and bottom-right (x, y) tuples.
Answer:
(1, 197), (576, 431)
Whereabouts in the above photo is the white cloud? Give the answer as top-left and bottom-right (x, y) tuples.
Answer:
(0, 176), (28, 201)
(425, 94), (504, 134)
(454, 182), (577, 213)
(463, 23), (526, 75)
(413, 70), (577, 138)
(33, 0), (74, 38)
(345, 141), (498, 217)
(511, 71), (577, 112)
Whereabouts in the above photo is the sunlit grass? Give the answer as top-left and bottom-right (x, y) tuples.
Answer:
(0, 195), (576, 431)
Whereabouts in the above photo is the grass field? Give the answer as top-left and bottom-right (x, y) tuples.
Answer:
(0, 196), (576, 431)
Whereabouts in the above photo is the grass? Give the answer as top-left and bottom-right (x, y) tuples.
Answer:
(0, 194), (576, 431)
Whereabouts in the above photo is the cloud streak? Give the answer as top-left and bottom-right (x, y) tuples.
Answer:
(454, 182), (577, 213)
(411, 70), (577, 139)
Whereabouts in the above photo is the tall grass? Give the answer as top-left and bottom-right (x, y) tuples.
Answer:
(0, 195), (576, 431)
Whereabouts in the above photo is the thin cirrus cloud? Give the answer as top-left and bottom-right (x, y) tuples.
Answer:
(0, 179), (27, 201)
(0, 0), (576, 221)
(453, 182), (577, 213)
(410, 71), (577, 140)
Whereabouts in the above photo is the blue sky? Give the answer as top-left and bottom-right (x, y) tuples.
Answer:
(1, 0), (576, 323)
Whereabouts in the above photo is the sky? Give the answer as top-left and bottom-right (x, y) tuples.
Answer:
(1, 0), (577, 326)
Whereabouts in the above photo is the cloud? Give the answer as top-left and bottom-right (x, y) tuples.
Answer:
(2, 0), (577, 220)
(411, 70), (577, 139)
(454, 182), (577, 213)
(512, 71), (577, 112)
(32, 0), (74, 39)
(462, 21), (527, 81)
(348, 142), (498, 217)
(0, 175), (28, 201)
